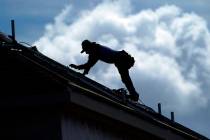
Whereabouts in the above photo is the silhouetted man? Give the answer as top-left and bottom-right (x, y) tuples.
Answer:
(70, 40), (139, 102)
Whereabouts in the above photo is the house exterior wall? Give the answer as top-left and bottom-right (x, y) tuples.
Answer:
(60, 105), (163, 140)
(61, 114), (125, 140)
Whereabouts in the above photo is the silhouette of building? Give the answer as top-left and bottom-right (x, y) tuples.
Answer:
(0, 33), (209, 140)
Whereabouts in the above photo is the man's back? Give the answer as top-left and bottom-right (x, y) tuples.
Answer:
(96, 44), (119, 64)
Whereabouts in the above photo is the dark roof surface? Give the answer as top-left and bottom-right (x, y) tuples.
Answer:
(0, 36), (209, 140)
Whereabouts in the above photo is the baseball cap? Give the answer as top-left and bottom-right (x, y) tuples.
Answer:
(81, 40), (91, 53)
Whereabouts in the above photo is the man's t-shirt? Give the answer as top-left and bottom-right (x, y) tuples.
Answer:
(97, 45), (119, 63)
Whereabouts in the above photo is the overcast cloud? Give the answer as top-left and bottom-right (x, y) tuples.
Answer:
(34, 0), (210, 137)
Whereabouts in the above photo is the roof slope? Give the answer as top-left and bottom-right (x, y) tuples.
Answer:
(0, 36), (209, 140)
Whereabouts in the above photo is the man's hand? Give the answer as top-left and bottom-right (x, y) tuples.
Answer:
(69, 64), (81, 70)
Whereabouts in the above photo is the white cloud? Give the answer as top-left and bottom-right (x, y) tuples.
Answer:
(34, 0), (210, 116)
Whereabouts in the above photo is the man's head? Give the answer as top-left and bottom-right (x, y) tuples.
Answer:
(81, 40), (92, 54)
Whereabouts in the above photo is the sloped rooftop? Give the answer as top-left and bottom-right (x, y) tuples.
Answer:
(0, 34), (209, 140)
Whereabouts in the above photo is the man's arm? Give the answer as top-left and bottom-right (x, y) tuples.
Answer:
(70, 55), (98, 75)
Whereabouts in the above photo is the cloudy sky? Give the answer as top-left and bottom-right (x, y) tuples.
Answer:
(1, 0), (210, 138)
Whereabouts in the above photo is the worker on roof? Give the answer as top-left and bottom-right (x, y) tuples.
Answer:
(69, 40), (139, 102)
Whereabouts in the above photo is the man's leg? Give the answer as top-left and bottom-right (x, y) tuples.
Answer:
(116, 66), (139, 101)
